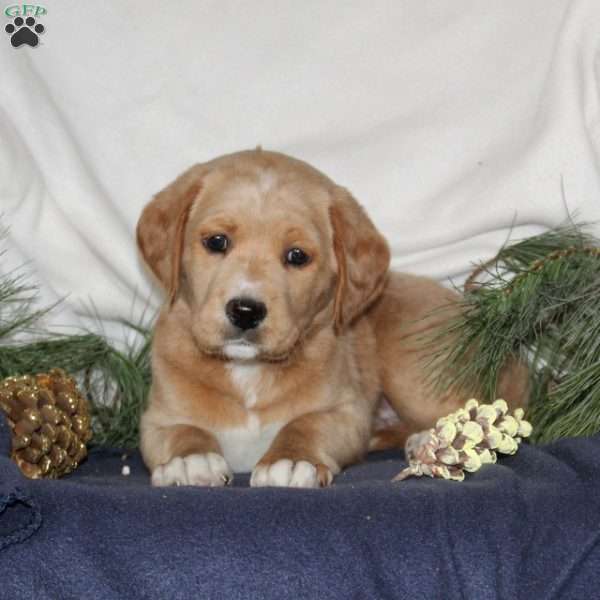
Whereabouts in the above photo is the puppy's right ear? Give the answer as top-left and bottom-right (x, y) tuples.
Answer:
(136, 165), (204, 305)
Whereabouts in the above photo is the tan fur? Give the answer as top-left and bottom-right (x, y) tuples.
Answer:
(368, 275), (528, 450)
(137, 149), (528, 487)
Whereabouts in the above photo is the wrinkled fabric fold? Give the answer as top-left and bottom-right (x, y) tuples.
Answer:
(0, 413), (42, 551)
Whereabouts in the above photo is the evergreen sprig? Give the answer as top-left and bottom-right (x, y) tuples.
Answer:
(0, 249), (54, 339)
(421, 224), (600, 443)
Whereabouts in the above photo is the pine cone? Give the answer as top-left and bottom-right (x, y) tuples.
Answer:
(393, 399), (532, 482)
(0, 368), (92, 479)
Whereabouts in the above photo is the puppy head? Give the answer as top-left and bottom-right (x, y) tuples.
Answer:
(137, 150), (389, 361)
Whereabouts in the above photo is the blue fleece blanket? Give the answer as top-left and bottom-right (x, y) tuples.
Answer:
(1, 410), (600, 600)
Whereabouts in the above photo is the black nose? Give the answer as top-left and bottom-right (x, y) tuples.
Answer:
(225, 297), (267, 330)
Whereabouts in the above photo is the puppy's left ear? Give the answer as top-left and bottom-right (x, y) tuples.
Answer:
(330, 187), (390, 331)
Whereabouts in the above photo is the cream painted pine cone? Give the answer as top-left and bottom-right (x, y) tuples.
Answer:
(393, 399), (532, 482)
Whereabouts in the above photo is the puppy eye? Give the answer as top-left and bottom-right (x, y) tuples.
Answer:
(203, 234), (229, 253)
(284, 247), (310, 267)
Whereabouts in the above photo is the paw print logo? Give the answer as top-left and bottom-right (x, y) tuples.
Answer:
(5, 16), (45, 48)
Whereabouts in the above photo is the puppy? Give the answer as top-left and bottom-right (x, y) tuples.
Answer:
(137, 149), (527, 488)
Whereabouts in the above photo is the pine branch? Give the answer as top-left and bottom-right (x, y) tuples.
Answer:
(420, 223), (600, 443)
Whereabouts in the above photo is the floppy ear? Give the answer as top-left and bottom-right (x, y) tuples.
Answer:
(136, 165), (204, 306)
(330, 187), (390, 331)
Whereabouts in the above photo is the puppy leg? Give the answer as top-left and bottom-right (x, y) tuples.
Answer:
(371, 360), (529, 451)
(251, 408), (369, 488)
(141, 423), (233, 487)
(369, 421), (414, 452)
(369, 273), (529, 449)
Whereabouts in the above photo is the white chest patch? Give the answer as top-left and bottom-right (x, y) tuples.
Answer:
(215, 413), (283, 473)
(220, 363), (281, 472)
(227, 362), (264, 408)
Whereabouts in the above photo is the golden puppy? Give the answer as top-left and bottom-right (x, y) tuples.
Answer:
(137, 149), (527, 488)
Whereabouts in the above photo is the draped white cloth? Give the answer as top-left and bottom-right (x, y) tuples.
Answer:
(1, 0), (599, 344)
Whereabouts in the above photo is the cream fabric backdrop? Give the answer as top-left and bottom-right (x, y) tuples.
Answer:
(1, 1), (599, 344)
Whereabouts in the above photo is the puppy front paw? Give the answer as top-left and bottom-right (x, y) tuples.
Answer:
(151, 453), (233, 487)
(250, 459), (333, 488)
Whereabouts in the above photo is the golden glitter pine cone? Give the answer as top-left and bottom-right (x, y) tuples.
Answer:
(0, 368), (92, 479)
